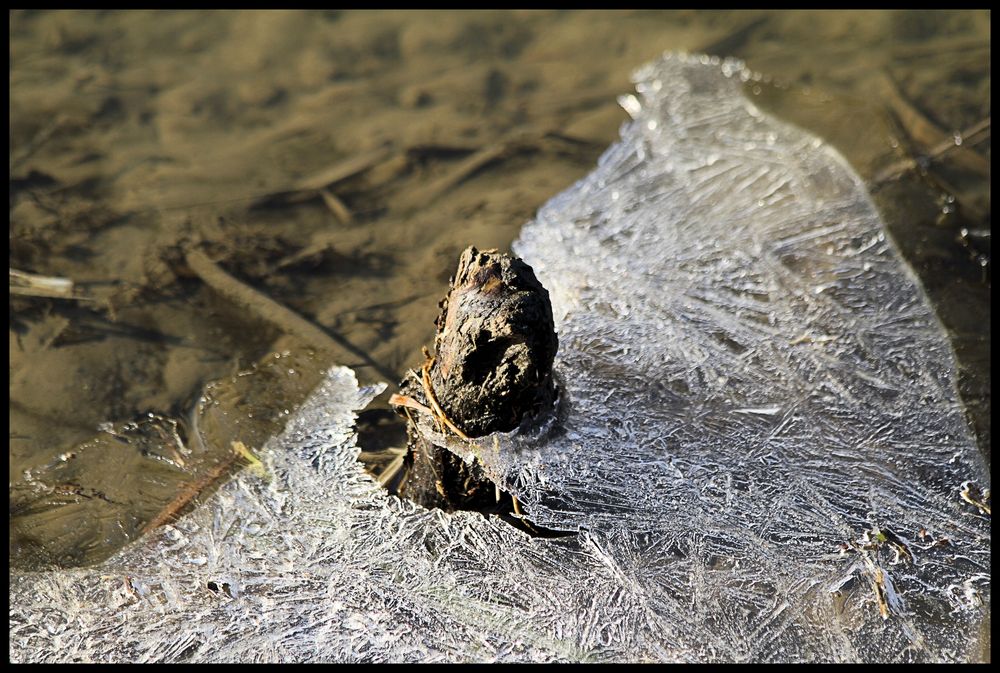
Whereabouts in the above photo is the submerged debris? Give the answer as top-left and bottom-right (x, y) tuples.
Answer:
(9, 268), (86, 300)
(8, 53), (990, 664)
(959, 481), (991, 516)
(837, 525), (917, 620)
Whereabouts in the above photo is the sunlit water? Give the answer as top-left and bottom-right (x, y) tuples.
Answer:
(9, 9), (989, 596)
(9, 53), (991, 662)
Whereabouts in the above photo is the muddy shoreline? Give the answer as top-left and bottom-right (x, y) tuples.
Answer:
(9, 10), (990, 569)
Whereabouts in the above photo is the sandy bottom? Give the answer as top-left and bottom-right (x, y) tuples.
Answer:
(9, 10), (990, 568)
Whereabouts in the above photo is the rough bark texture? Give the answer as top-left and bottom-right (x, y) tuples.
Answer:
(392, 246), (557, 512)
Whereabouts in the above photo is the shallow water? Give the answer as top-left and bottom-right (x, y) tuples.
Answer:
(8, 10), (989, 575)
(8, 53), (991, 657)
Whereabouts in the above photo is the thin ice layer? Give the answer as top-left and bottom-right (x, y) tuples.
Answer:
(9, 54), (990, 663)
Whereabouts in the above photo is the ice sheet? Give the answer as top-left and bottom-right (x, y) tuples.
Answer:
(9, 53), (990, 663)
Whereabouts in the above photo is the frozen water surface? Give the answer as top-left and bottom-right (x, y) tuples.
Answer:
(9, 54), (990, 663)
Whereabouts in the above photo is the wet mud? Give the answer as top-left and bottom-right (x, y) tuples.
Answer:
(9, 10), (990, 569)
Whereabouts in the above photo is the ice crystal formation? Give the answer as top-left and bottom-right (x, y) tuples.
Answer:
(9, 54), (990, 663)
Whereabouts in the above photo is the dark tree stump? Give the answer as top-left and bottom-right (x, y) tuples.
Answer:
(391, 246), (557, 512)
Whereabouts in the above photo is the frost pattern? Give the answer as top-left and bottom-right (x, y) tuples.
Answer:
(9, 54), (990, 663)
